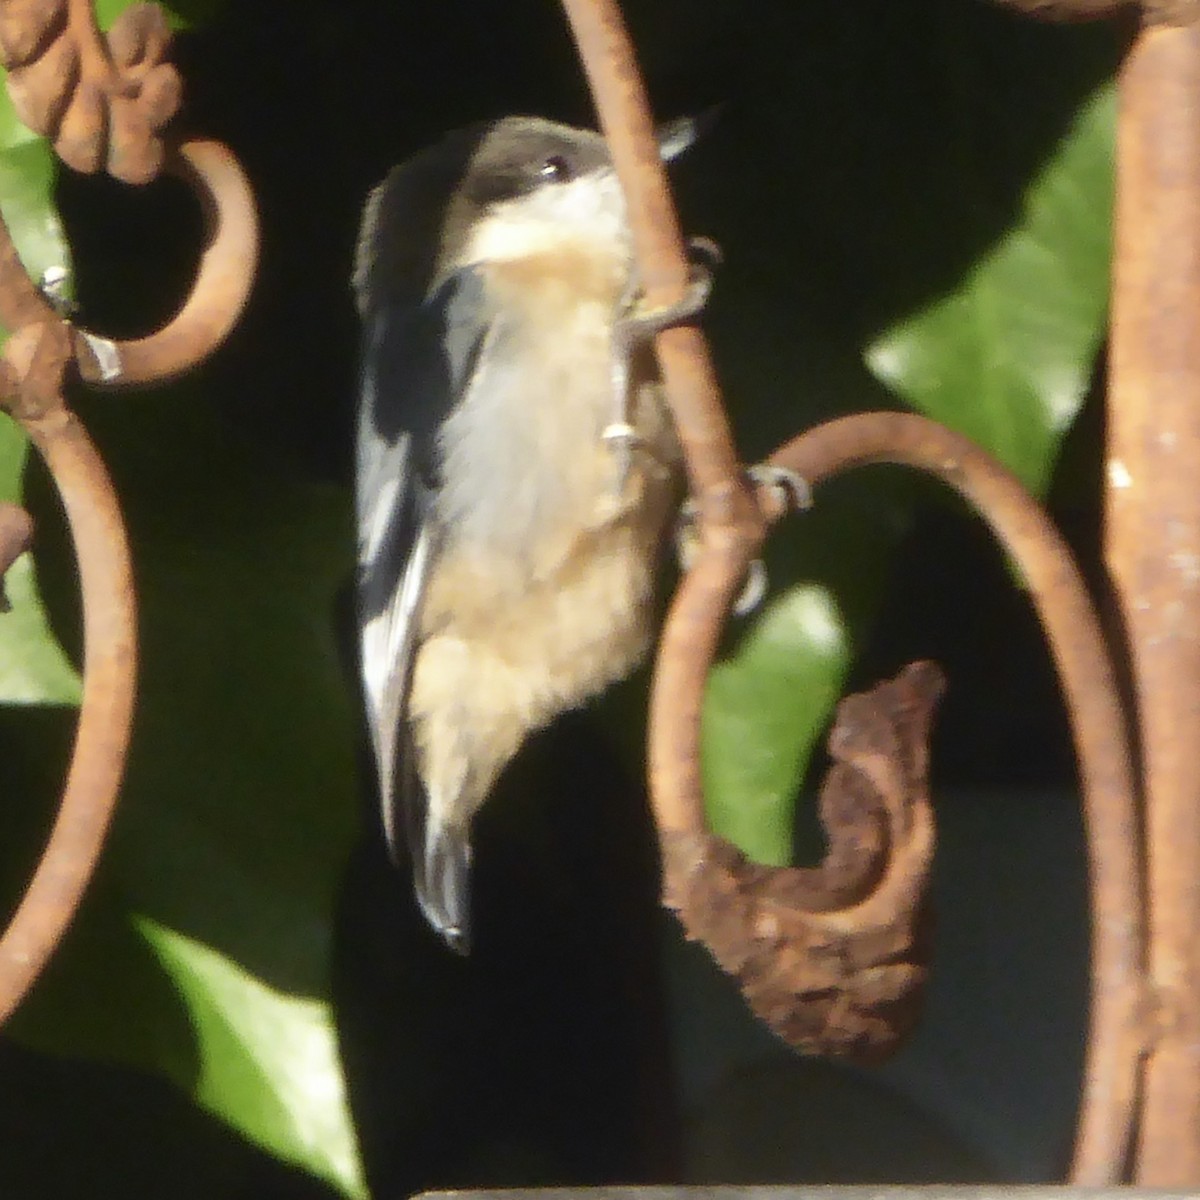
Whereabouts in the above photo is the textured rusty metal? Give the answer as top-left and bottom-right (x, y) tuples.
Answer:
(0, 0), (259, 388)
(0, 399), (135, 1027)
(1107, 22), (1200, 1187)
(984, 0), (1200, 25)
(661, 662), (943, 1062)
(764, 414), (1142, 1184)
(986, 0), (1132, 18)
(562, 0), (938, 1064)
(0, 0), (257, 1023)
(559, 0), (766, 546)
(0, 278), (135, 1027)
(72, 139), (260, 388)
(0, 0), (182, 184)
(419, 1190), (1198, 1200)
(561, 0), (1141, 1177)
(1143, 0), (1200, 23)
(647, 411), (1139, 1177)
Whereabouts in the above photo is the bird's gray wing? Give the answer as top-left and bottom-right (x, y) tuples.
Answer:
(355, 266), (491, 945)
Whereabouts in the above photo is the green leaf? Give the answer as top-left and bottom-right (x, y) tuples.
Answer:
(0, 411), (81, 703)
(866, 83), (1114, 493)
(703, 585), (850, 866)
(94, 0), (223, 31)
(9, 392), (364, 1190)
(0, 139), (71, 291)
(698, 474), (908, 865)
(697, 15), (1116, 863)
(0, 509), (82, 703)
(138, 919), (366, 1199)
(0, 97), (80, 704)
(0, 79), (42, 152)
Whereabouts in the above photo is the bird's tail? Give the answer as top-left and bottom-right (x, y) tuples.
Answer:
(413, 820), (471, 955)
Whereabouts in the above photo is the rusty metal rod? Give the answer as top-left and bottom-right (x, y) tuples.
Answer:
(651, 411), (1141, 1183)
(563, 0), (1141, 1172)
(987, 0), (1131, 18)
(1107, 19), (1200, 1186)
(0, 127), (255, 1022)
(767, 413), (1142, 1184)
(0, 0), (257, 1021)
(0, 406), (135, 1024)
(558, 0), (766, 837)
(74, 138), (260, 388)
(558, 0), (765, 550)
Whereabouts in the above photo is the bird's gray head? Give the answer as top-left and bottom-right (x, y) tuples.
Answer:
(354, 115), (699, 312)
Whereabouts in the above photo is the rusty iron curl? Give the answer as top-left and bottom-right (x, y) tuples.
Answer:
(768, 418), (1142, 1185)
(650, 413), (1145, 1184)
(562, 0), (1143, 1185)
(0, 0), (258, 1025)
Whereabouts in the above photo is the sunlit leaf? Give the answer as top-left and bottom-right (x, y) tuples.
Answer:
(94, 0), (224, 31)
(0, 527), (82, 703)
(138, 919), (366, 1199)
(10, 393), (362, 1193)
(703, 584), (851, 865)
(698, 20), (1116, 863)
(867, 84), (1114, 492)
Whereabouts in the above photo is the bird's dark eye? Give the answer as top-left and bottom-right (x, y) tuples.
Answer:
(539, 154), (572, 182)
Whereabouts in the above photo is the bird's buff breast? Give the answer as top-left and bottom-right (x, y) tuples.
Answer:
(407, 440), (676, 826)
(415, 394), (679, 725)
(405, 247), (681, 822)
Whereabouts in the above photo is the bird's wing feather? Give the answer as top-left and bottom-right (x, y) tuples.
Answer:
(355, 267), (492, 945)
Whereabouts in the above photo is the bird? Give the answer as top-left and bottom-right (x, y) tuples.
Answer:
(352, 114), (705, 952)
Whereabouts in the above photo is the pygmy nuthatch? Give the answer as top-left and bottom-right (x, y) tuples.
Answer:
(353, 114), (701, 952)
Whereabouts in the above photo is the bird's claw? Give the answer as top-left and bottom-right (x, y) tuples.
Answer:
(748, 463), (813, 516)
(732, 559), (768, 617)
(606, 239), (720, 487)
(602, 421), (641, 449)
(617, 236), (719, 343)
(687, 235), (723, 272)
(675, 461), (813, 617)
(674, 496), (700, 573)
(675, 504), (769, 617)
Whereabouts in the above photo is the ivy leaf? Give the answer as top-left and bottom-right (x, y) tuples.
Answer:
(0, 431), (80, 704)
(0, 90), (80, 704)
(698, 15), (1116, 862)
(703, 585), (851, 865)
(9, 393), (365, 1195)
(138, 920), (366, 1199)
(94, 0), (228, 32)
(866, 84), (1114, 492)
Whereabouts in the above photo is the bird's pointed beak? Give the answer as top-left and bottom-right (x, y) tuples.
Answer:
(656, 106), (721, 161)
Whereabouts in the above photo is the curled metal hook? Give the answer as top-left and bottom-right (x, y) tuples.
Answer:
(71, 138), (259, 388)
(0, 401), (134, 1026)
(650, 412), (1142, 1183)
(0, 131), (256, 1011)
(563, 0), (1139, 1183)
(0, 0), (258, 1023)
